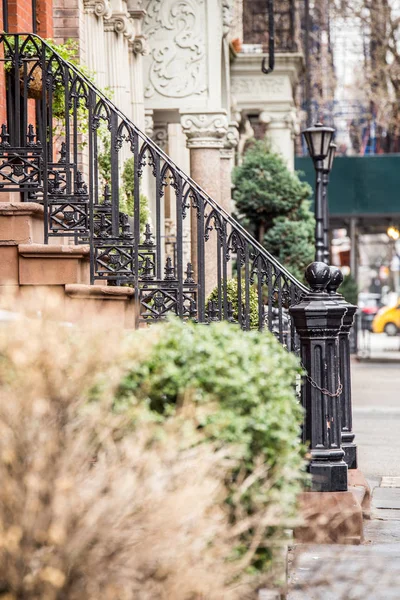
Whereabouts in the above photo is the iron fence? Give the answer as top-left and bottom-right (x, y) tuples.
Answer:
(0, 33), (307, 344)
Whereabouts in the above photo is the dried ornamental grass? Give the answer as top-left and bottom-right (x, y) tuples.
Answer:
(0, 310), (267, 599)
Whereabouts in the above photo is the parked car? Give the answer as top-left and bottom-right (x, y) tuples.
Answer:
(372, 302), (400, 336)
(358, 293), (383, 331)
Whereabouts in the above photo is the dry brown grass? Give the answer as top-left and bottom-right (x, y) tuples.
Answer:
(0, 296), (272, 599)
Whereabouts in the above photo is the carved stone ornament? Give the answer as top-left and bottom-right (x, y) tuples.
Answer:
(143, 0), (207, 99)
(231, 76), (286, 98)
(144, 109), (154, 137)
(130, 34), (147, 55)
(225, 121), (239, 149)
(153, 122), (168, 151)
(83, 0), (112, 19)
(222, 0), (233, 37)
(127, 0), (145, 12)
(104, 12), (135, 42)
(181, 111), (229, 149)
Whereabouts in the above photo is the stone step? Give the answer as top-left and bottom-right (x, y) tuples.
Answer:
(0, 191), (22, 203)
(65, 284), (136, 328)
(0, 202), (45, 246)
(0, 283), (137, 330)
(18, 243), (90, 285)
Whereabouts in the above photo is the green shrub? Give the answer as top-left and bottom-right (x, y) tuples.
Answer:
(97, 131), (149, 230)
(340, 274), (358, 306)
(233, 141), (315, 283)
(118, 318), (307, 572)
(0, 301), (271, 599)
(207, 278), (259, 329)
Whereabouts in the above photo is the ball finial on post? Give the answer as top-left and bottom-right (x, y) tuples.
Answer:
(304, 262), (331, 292)
(326, 266), (344, 295)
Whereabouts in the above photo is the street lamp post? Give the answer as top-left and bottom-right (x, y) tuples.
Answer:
(322, 143), (337, 263)
(302, 123), (335, 263)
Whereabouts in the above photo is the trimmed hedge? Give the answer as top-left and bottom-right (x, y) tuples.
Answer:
(118, 319), (307, 571)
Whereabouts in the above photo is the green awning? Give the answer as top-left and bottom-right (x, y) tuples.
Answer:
(295, 155), (400, 218)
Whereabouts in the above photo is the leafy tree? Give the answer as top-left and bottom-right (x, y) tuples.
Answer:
(233, 142), (315, 281)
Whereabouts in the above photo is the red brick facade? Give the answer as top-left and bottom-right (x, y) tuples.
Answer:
(3, 0), (54, 36)
(37, 0), (54, 37)
(6, 0), (34, 32)
(0, 0), (54, 125)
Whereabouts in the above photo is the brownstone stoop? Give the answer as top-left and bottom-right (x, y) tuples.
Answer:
(0, 194), (137, 328)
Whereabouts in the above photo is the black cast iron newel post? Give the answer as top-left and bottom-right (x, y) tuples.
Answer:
(290, 262), (348, 492)
(327, 267), (358, 470)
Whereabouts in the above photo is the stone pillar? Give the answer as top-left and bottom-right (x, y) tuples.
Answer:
(220, 122), (239, 215)
(220, 147), (234, 215)
(103, 11), (133, 117)
(127, 3), (147, 130)
(83, 0), (112, 90)
(327, 267), (358, 470)
(290, 262), (348, 492)
(181, 110), (229, 296)
(260, 109), (298, 171)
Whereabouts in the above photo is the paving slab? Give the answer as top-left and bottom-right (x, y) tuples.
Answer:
(381, 476), (400, 488)
(364, 519), (400, 544)
(371, 508), (400, 521)
(288, 543), (400, 599)
(372, 487), (400, 510)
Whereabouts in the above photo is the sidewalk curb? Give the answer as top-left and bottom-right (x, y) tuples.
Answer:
(355, 356), (400, 364)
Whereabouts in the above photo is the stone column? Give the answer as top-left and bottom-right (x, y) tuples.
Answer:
(181, 110), (229, 296)
(127, 3), (147, 130)
(103, 11), (134, 117)
(260, 109), (298, 171)
(220, 122), (239, 215)
(220, 123), (238, 280)
(83, 0), (112, 90)
(220, 147), (234, 214)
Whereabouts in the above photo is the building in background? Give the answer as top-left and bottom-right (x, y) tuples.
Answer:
(2, 0), (304, 187)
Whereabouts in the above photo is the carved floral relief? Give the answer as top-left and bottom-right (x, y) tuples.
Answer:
(143, 0), (207, 99)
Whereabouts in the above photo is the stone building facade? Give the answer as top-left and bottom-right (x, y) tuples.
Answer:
(2, 0), (303, 230)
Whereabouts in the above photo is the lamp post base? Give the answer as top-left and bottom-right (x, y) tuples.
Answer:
(310, 461), (348, 492)
(343, 443), (358, 470)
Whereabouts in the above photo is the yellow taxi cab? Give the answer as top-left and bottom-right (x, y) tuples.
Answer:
(372, 301), (400, 336)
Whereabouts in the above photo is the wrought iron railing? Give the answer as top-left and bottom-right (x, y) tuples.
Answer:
(0, 34), (307, 346)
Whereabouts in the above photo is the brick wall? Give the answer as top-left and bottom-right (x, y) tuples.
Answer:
(53, 0), (85, 62)
(7, 0), (34, 32)
(1, 0), (54, 132)
(36, 0), (54, 37)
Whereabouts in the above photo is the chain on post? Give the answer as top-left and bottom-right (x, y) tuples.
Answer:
(301, 304), (348, 398)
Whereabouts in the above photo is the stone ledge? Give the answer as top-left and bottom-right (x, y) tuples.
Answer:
(349, 469), (371, 519)
(0, 202), (44, 217)
(294, 490), (364, 545)
(18, 243), (91, 258)
(65, 284), (135, 300)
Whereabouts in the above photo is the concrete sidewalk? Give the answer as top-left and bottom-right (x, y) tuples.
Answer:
(288, 360), (400, 599)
